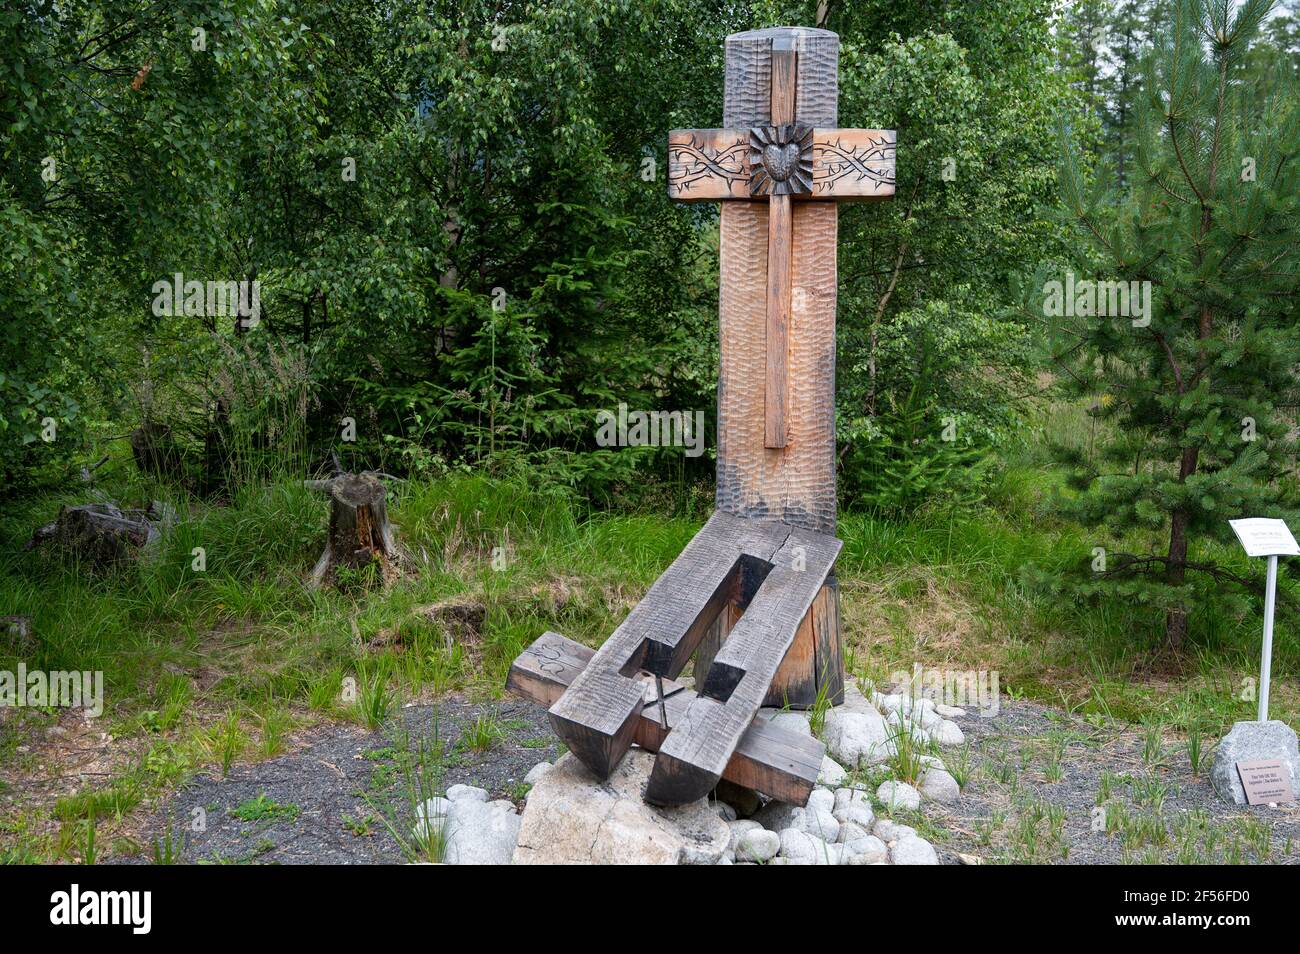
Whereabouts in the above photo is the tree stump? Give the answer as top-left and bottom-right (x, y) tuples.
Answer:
(310, 474), (400, 587)
(26, 501), (171, 568)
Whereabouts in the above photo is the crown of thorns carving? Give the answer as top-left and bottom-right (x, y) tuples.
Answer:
(749, 124), (814, 196)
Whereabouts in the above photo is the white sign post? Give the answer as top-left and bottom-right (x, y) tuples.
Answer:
(1228, 518), (1300, 721)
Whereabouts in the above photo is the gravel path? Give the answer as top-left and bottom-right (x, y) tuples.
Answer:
(125, 693), (1300, 864)
(126, 697), (555, 865)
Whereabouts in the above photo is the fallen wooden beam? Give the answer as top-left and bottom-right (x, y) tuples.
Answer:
(545, 512), (790, 779)
(647, 526), (841, 806)
(508, 630), (823, 806)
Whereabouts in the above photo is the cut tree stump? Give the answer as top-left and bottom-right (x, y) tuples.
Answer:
(310, 473), (401, 587)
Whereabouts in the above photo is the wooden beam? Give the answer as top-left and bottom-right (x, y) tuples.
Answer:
(545, 512), (791, 779)
(765, 193), (791, 449)
(508, 630), (823, 805)
(667, 128), (896, 203)
(646, 526), (841, 805)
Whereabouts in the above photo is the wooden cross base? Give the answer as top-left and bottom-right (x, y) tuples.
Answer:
(505, 512), (842, 806)
(508, 631), (823, 805)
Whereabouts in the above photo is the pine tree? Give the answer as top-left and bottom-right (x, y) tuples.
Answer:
(1054, 0), (1300, 650)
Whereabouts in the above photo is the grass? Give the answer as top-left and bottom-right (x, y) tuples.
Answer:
(3, 424), (1299, 862)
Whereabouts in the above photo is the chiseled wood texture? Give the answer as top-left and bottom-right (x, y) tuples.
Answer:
(546, 511), (789, 779)
(647, 526), (841, 805)
(716, 27), (841, 535)
(667, 127), (896, 203)
(509, 630), (823, 804)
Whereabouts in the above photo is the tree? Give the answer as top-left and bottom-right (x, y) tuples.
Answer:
(1054, 0), (1300, 650)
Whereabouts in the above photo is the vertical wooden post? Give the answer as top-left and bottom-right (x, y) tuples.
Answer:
(708, 27), (846, 708)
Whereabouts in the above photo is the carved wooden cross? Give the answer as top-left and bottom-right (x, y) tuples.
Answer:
(505, 27), (897, 809)
(668, 27), (895, 453)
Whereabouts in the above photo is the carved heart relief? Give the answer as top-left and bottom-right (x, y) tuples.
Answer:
(762, 142), (801, 182)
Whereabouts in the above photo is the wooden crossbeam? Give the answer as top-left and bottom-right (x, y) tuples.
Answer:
(508, 630), (824, 805)
(545, 512), (791, 779)
(646, 527), (841, 805)
(667, 127), (896, 203)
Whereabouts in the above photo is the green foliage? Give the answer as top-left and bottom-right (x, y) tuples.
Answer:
(1051, 0), (1300, 648)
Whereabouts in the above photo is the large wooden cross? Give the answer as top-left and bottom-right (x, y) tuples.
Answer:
(506, 27), (895, 807)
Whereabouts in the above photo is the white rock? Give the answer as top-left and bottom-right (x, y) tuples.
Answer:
(812, 842), (846, 865)
(761, 709), (813, 737)
(735, 828), (780, 863)
(933, 720), (965, 746)
(778, 828), (823, 865)
(833, 787), (869, 815)
(446, 783), (489, 803)
(876, 781), (922, 811)
(919, 767), (961, 804)
(807, 788), (835, 814)
(872, 818), (916, 844)
(444, 798), (520, 864)
(716, 854), (733, 865)
(801, 807), (840, 844)
(835, 820), (869, 844)
(891, 834), (940, 865)
(715, 801), (738, 822)
(935, 704), (966, 718)
(412, 796), (451, 841)
(524, 762), (551, 785)
(834, 803), (875, 830)
(843, 833), (888, 865)
(817, 755), (848, 786)
(840, 682), (881, 718)
(727, 819), (762, 850)
(512, 751), (730, 864)
(823, 709), (895, 766)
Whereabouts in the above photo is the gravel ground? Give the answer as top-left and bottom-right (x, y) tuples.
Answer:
(125, 696), (556, 865)
(125, 693), (1300, 864)
(919, 697), (1300, 864)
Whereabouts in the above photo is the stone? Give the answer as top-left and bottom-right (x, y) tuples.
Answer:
(761, 709), (813, 737)
(840, 682), (881, 718)
(817, 755), (848, 786)
(833, 787), (869, 815)
(412, 796), (450, 841)
(836, 820), (870, 844)
(444, 798), (520, 865)
(1210, 720), (1300, 806)
(935, 704), (966, 718)
(891, 834), (939, 865)
(752, 800), (806, 833)
(778, 828), (822, 865)
(524, 762), (551, 786)
(727, 819), (763, 850)
(715, 801), (738, 822)
(735, 828), (781, 863)
(512, 750), (730, 864)
(807, 788), (835, 814)
(823, 709), (895, 766)
(873, 818), (916, 844)
(932, 720), (965, 747)
(876, 780), (922, 811)
(813, 842), (846, 865)
(446, 783), (489, 803)
(843, 833), (888, 865)
(919, 766), (961, 804)
(801, 807), (840, 844)
(834, 802), (874, 830)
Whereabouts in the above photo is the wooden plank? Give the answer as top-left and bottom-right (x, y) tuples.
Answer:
(646, 527), (842, 805)
(509, 631), (823, 804)
(765, 193), (791, 449)
(546, 512), (790, 779)
(667, 128), (895, 203)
